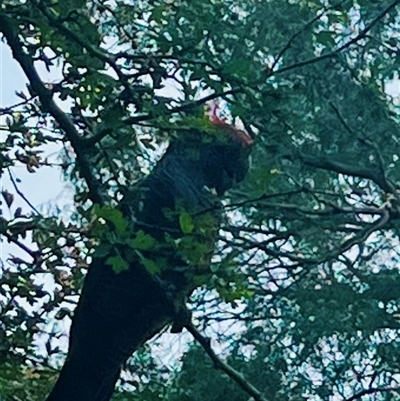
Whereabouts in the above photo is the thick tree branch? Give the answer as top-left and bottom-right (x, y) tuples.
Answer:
(185, 323), (268, 401)
(296, 152), (395, 194)
(0, 14), (105, 205)
(328, 102), (396, 194)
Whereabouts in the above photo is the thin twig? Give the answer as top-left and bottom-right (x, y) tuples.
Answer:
(338, 209), (390, 253)
(32, 0), (126, 83)
(271, 1), (346, 71)
(2, 230), (41, 261)
(0, 95), (35, 115)
(344, 386), (398, 401)
(123, 89), (239, 126)
(7, 168), (42, 216)
(275, 0), (400, 75)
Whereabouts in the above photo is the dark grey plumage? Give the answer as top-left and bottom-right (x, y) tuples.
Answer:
(45, 130), (252, 401)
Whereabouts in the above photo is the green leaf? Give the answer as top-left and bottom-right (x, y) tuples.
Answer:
(106, 255), (129, 273)
(179, 211), (195, 234)
(94, 205), (128, 236)
(129, 230), (157, 250)
(316, 31), (336, 47)
(141, 258), (162, 275)
(93, 243), (112, 258)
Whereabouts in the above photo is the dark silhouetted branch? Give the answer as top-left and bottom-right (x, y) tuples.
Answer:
(0, 14), (105, 205)
(185, 323), (268, 401)
(275, 0), (400, 75)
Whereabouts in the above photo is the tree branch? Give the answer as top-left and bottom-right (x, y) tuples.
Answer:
(185, 323), (268, 401)
(2, 230), (42, 263)
(328, 102), (396, 194)
(345, 386), (398, 401)
(7, 168), (42, 216)
(0, 14), (105, 205)
(271, 1), (346, 71)
(274, 0), (400, 75)
(0, 95), (35, 115)
(123, 89), (239, 125)
(338, 208), (390, 252)
(32, 0), (128, 84)
(296, 152), (394, 194)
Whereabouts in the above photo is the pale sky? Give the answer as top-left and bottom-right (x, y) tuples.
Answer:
(0, 43), (73, 265)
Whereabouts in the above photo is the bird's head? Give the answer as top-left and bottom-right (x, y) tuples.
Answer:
(199, 101), (253, 195)
(204, 102), (254, 148)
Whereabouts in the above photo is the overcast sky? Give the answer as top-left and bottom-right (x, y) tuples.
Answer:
(0, 43), (73, 264)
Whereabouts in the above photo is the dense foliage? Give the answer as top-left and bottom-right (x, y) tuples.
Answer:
(1, 0), (400, 400)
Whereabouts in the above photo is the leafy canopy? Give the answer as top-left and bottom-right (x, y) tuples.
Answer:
(1, 0), (400, 400)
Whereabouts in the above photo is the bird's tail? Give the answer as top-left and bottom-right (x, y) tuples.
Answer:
(45, 359), (120, 401)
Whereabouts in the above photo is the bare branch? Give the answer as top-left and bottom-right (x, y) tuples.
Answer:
(329, 102), (396, 194)
(344, 386), (398, 401)
(0, 95), (35, 115)
(7, 168), (42, 216)
(185, 323), (268, 401)
(2, 230), (42, 262)
(338, 208), (390, 253)
(295, 151), (395, 194)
